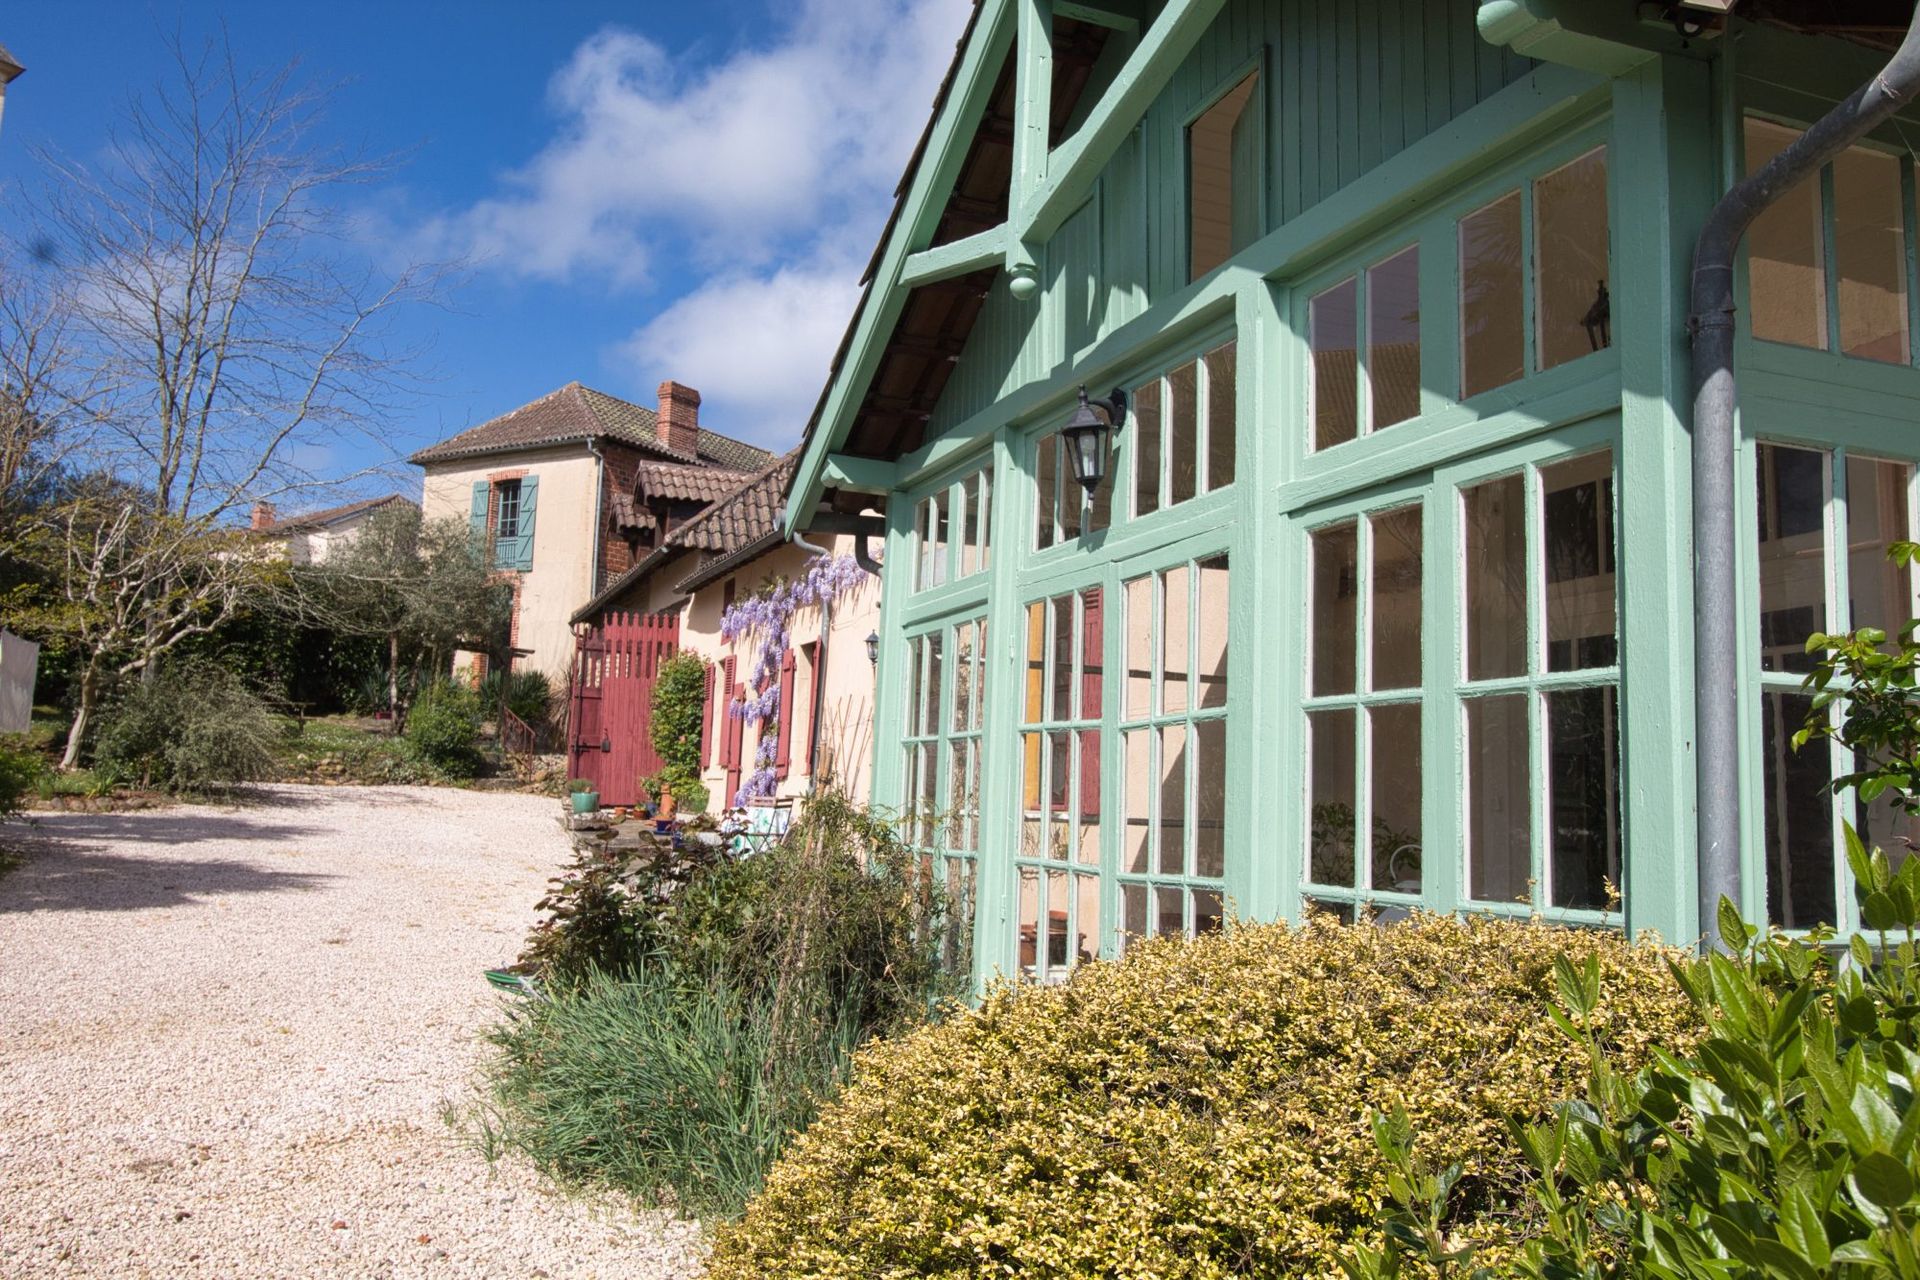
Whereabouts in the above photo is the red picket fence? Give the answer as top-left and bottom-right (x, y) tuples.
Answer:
(568, 610), (680, 807)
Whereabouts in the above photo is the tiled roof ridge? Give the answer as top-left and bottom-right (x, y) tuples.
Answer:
(661, 450), (798, 553)
(263, 492), (414, 532)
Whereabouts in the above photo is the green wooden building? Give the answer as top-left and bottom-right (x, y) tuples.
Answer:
(781, 0), (1920, 987)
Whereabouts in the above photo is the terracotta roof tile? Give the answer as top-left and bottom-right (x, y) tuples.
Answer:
(409, 381), (773, 472)
(631, 460), (753, 505)
(664, 453), (796, 554)
(263, 493), (414, 532)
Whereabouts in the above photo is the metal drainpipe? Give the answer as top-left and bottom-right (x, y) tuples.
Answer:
(791, 526), (835, 791)
(1691, 5), (1920, 949)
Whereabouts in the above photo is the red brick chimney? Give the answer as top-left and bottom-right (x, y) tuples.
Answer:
(655, 381), (700, 458)
(250, 500), (277, 531)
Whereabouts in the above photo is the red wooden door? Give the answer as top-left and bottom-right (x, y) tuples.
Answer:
(567, 610), (680, 807)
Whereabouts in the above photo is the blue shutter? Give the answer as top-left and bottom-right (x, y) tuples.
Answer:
(470, 481), (490, 541)
(513, 476), (538, 570)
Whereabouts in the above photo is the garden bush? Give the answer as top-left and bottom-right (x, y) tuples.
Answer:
(0, 738), (44, 819)
(94, 663), (282, 792)
(404, 678), (484, 777)
(708, 914), (1699, 1278)
(478, 668), (556, 733)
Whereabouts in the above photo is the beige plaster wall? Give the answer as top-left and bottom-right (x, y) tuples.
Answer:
(419, 443), (601, 680)
(678, 535), (880, 813)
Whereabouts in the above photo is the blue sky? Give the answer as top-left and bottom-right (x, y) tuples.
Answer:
(0, 1), (969, 502)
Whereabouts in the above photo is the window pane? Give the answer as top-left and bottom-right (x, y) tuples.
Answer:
(1036, 436), (1058, 550)
(906, 636), (926, 737)
(1311, 277), (1359, 450)
(1156, 885), (1186, 938)
(1162, 564), (1190, 714)
(1018, 867), (1040, 977)
(916, 742), (938, 846)
(924, 632), (943, 739)
(1076, 729), (1102, 866)
(1080, 587), (1104, 718)
(1124, 729), (1150, 873)
(1196, 554), (1230, 709)
(1087, 438), (1113, 535)
(1194, 718), (1227, 879)
(1834, 146), (1909, 363)
(1159, 723), (1187, 875)
(1846, 456), (1913, 639)
(1460, 192), (1525, 398)
(1542, 450), (1618, 671)
(1125, 573), (1153, 719)
(1024, 602), (1047, 721)
(1169, 361), (1199, 505)
(1463, 474), (1528, 681)
(1135, 378), (1162, 517)
(1121, 881), (1149, 945)
(1762, 690), (1835, 930)
(1368, 246), (1421, 429)
(1308, 708), (1357, 887)
(1047, 869), (1070, 978)
(1075, 873), (1102, 967)
(1050, 594), (1075, 722)
(1370, 704), (1422, 893)
(952, 621), (974, 733)
(1745, 118), (1828, 349)
(1060, 443), (1084, 543)
(1534, 147), (1611, 371)
(1021, 733), (1043, 857)
(1370, 506), (1422, 690)
(1205, 341), (1237, 490)
(1467, 695), (1530, 903)
(1755, 444), (1827, 674)
(1188, 72), (1259, 280)
(1047, 730), (1071, 856)
(1311, 521), (1358, 696)
(959, 472), (982, 576)
(976, 467), (993, 571)
(1547, 687), (1619, 910)
(1194, 888), (1225, 935)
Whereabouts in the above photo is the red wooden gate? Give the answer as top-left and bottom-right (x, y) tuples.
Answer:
(568, 610), (680, 807)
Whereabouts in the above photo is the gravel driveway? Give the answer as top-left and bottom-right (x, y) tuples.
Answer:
(0, 784), (705, 1279)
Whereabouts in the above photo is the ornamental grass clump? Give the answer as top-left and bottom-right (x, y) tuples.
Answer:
(708, 913), (1699, 1279)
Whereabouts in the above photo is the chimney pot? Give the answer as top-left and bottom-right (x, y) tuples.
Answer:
(655, 381), (701, 458)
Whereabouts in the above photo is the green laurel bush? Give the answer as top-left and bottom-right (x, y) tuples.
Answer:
(708, 913), (1699, 1278)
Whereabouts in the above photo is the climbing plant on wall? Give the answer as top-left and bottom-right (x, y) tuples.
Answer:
(719, 554), (867, 805)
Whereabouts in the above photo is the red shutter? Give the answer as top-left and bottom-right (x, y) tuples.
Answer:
(774, 649), (798, 779)
(700, 663), (717, 769)
(721, 657), (741, 802)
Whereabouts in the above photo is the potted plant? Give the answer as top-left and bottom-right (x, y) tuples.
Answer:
(567, 778), (599, 814)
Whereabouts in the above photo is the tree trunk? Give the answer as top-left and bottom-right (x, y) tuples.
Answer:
(61, 662), (100, 770)
(387, 631), (401, 735)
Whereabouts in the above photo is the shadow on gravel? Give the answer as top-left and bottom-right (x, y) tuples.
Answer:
(19, 812), (326, 848)
(0, 842), (337, 913)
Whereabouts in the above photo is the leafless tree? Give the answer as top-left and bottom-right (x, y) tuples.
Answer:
(0, 34), (450, 765)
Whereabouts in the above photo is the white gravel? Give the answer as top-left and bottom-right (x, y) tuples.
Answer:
(0, 783), (707, 1279)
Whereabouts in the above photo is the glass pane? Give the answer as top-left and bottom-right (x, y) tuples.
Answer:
(917, 742), (938, 846)
(1046, 869), (1070, 979)
(1050, 594), (1075, 721)
(1087, 436), (1113, 536)
(1370, 506), (1422, 690)
(1459, 191), (1525, 397)
(949, 741), (972, 850)
(906, 636), (926, 737)
(952, 621), (974, 733)
(1076, 729), (1102, 866)
(1196, 554), (1230, 708)
(1463, 474), (1528, 681)
(1024, 602), (1047, 720)
(1021, 732), (1044, 857)
(1124, 728), (1151, 873)
(1060, 442), (1084, 543)
(1125, 574), (1153, 718)
(1311, 277), (1359, 450)
(1370, 703), (1422, 893)
(1159, 723), (1187, 875)
(1075, 873), (1102, 967)
(929, 493), (949, 588)
(902, 743), (919, 838)
(1046, 730), (1071, 859)
(1466, 695), (1531, 903)
(1169, 361), (1199, 505)
(1755, 444), (1828, 674)
(1135, 377), (1162, 517)
(1534, 147), (1611, 371)
(1835, 145), (1909, 363)
(1368, 246), (1421, 430)
(1311, 521), (1359, 696)
(1194, 718), (1227, 879)
(1308, 707), (1357, 887)
(1162, 564), (1190, 714)
(1542, 450), (1617, 671)
(1547, 686), (1619, 910)
(1762, 690), (1836, 930)
(963, 740), (982, 851)
(924, 632), (943, 739)
(1205, 341), (1237, 490)
(1081, 587), (1104, 719)
(959, 473), (982, 576)
(1847, 456), (1913, 640)
(1194, 889), (1225, 935)
(976, 467), (993, 572)
(1018, 867), (1040, 978)
(1036, 435), (1058, 550)
(1302, 897), (1356, 925)
(1121, 882), (1149, 946)
(1155, 885), (1185, 938)
(1745, 118), (1828, 349)
(1188, 72), (1259, 280)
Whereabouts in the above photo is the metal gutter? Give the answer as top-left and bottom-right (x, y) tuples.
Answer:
(1690, 2), (1920, 948)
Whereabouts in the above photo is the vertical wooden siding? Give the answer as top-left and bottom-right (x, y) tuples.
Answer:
(929, 0), (1533, 437)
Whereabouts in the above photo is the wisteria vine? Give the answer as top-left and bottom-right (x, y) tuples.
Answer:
(719, 553), (868, 804)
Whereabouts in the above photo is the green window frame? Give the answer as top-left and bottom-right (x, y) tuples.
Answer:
(915, 462), (993, 592)
(901, 614), (989, 968)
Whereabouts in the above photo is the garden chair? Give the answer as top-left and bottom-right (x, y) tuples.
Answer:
(729, 797), (793, 857)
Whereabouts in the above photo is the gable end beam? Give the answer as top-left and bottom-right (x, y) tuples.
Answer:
(823, 453), (899, 495)
(900, 225), (1009, 288)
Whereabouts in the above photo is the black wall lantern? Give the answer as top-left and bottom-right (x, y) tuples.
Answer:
(1583, 279), (1611, 352)
(865, 630), (880, 665)
(1061, 385), (1128, 497)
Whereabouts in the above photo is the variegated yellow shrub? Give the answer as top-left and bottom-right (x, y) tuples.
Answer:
(709, 913), (1698, 1279)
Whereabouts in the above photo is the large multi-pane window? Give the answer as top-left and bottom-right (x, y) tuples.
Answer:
(1016, 587), (1104, 982)
(1309, 247), (1421, 451)
(1119, 554), (1230, 945)
(1035, 429), (1112, 548)
(1132, 340), (1237, 518)
(902, 617), (988, 965)
(1752, 443), (1920, 930)
(916, 464), (992, 591)
(1745, 119), (1910, 363)
(1458, 146), (1611, 399)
